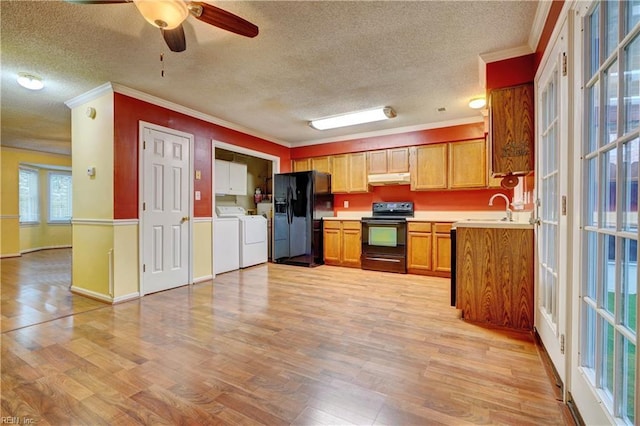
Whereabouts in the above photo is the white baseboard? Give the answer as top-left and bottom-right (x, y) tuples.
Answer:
(20, 244), (72, 254)
(70, 287), (140, 304)
(113, 292), (141, 304)
(193, 275), (213, 284)
(70, 286), (112, 303)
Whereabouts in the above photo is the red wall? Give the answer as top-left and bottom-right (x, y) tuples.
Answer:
(486, 54), (536, 91)
(113, 93), (290, 219)
(291, 122), (484, 158)
(535, 1), (565, 69)
(334, 186), (511, 213)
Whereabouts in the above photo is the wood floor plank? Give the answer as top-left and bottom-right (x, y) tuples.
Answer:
(1, 249), (573, 425)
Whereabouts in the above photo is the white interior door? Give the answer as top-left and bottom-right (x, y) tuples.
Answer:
(141, 125), (192, 294)
(535, 18), (569, 388)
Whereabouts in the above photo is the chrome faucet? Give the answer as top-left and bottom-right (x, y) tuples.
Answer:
(489, 193), (513, 221)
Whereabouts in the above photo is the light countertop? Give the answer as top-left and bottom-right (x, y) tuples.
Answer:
(323, 210), (534, 225)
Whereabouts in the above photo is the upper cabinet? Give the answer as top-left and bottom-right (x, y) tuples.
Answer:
(310, 156), (332, 174)
(489, 83), (534, 176)
(331, 153), (368, 193)
(410, 144), (448, 190)
(215, 159), (247, 195)
(292, 158), (310, 172)
(410, 139), (489, 190)
(368, 148), (410, 174)
(449, 139), (487, 189)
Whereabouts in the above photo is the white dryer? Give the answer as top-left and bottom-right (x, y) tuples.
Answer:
(238, 214), (268, 268)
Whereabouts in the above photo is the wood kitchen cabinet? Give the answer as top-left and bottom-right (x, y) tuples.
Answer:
(449, 138), (487, 189)
(456, 225), (534, 330)
(331, 153), (367, 193)
(292, 158), (310, 172)
(490, 83), (534, 176)
(409, 144), (448, 190)
(310, 156), (332, 174)
(323, 220), (361, 267)
(368, 148), (410, 174)
(407, 221), (451, 277)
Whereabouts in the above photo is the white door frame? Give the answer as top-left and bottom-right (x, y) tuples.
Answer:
(211, 140), (280, 278)
(534, 10), (571, 397)
(139, 121), (195, 295)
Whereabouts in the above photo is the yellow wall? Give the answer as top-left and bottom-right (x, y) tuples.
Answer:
(71, 223), (113, 296)
(71, 92), (114, 220)
(71, 91), (115, 298)
(0, 147), (72, 257)
(194, 220), (212, 281)
(113, 224), (139, 299)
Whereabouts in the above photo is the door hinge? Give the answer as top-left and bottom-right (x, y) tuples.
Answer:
(561, 195), (567, 216)
(143, 264), (146, 273)
(143, 140), (146, 149)
(143, 202), (146, 211)
(560, 334), (565, 354)
(562, 52), (568, 76)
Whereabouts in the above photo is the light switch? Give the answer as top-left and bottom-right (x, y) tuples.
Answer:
(195, 191), (201, 201)
(195, 170), (202, 180)
(343, 200), (349, 208)
(87, 166), (96, 177)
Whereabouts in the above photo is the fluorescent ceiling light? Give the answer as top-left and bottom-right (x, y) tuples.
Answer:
(17, 73), (44, 90)
(468, 97), (486, 109)
(309, 107), (396, 130)
(133, 0), (189, 29)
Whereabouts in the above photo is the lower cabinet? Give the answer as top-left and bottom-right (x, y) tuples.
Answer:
(455, 226), (534, 331)
(407, 221), (452, 277)
(323, 220), (361, 268)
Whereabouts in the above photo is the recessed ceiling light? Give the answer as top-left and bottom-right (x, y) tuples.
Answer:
(468, 97), (486, 109)
(17, 73), (44, 90)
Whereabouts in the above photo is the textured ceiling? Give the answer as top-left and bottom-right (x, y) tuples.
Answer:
(1, 1), (540, 156)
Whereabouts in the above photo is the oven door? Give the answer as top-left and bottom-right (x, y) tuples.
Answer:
(361, 219), (407, 273)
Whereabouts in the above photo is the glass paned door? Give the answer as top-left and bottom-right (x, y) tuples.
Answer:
(536, 18), (568, 385)
(577, 2), (638, 423)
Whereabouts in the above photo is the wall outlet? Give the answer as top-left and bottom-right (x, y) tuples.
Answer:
(343, 200), (349, 208)
(195, 191), (201, 201)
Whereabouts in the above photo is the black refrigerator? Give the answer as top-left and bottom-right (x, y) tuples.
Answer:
(273, 171), (334, 266)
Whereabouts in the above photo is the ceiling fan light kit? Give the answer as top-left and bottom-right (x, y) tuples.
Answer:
(17, 73), (44, 90)
(309, 107), (396, 131)
(68, 0), (258, 53)
(133, 0), (188, 29)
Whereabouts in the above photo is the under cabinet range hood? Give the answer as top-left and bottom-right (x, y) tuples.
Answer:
(367, 172), (411, 186)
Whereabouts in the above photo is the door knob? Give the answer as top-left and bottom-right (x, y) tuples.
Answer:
(181, 216), (190, 223)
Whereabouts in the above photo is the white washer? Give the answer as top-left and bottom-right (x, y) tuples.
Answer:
(214, 216), (239, 274)
(216, 206), (268, 268)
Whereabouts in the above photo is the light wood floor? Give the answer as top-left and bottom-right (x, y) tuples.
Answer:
(1, 249), (573, 425)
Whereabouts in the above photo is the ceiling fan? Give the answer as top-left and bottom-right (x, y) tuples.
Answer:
(66, 0), (259, 52)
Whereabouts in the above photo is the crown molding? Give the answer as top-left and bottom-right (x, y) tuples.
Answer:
(529, 0), (553, 52)
(479, 45), (534, 66)
(64, 82), (114, 109)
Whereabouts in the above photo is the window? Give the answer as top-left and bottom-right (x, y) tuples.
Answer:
(48, 171), (72, 222)
(582, 2), (638, 423)
(19, 167), (39, 223)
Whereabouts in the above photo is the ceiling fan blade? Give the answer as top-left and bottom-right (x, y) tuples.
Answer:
(162, 25), (187, 52)
(189, 2), (258, 38)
